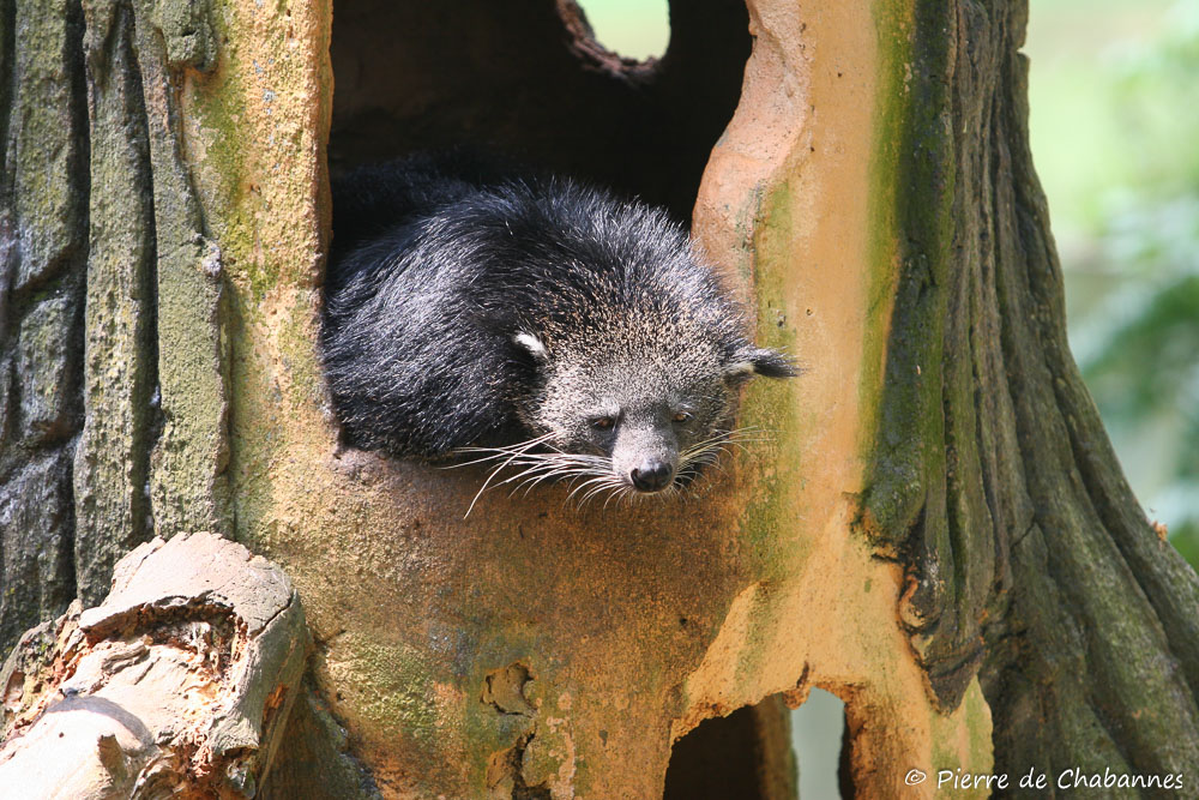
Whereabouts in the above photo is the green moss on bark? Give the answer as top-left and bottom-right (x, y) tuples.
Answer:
(858, 0), (955, 556)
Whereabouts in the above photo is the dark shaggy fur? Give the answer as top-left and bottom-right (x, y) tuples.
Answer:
(322, 154), (795, 498)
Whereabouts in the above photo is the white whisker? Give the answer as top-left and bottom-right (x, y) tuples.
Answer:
(449, 424), (775, 515)
(462, 436), (557, 518)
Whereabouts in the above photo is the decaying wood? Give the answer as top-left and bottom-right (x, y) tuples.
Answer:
(0, 531), (307, 797)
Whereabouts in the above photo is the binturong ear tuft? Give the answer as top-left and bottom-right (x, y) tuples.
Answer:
(725, 346), (801, 381)
(513, 331), (550, 363)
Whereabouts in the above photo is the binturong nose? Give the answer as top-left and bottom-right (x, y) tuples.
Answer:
(630, 458), (674, 492)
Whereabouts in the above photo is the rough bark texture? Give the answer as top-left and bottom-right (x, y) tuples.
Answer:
(0, 531), (308, 796)
(856, 0), (1199, 785)
(0, 0), (89, 655)
(130, 0), (232, 542)
(74, 0), (159, 605)
(0, 0), (232, 650)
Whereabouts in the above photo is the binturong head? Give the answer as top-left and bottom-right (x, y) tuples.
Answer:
(509, 307), (798, 501)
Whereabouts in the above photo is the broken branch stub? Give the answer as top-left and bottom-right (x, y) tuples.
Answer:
(0, 531), (308, 798)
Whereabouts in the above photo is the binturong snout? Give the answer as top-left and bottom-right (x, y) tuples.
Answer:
(612, 417), (679, 494)
(630, 458), (674, 492)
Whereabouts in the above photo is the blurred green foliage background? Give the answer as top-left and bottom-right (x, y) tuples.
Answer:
(575, 0), (669, 60)
(578, 0), (1199, 570)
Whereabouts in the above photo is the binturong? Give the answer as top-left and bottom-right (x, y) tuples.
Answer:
(321, 154), (798, 508)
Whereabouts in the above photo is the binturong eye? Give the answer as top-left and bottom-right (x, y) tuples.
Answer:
(590, 416), (616, 431)
(673, 411), (692, 423)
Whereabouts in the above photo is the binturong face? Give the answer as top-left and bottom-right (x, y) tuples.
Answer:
(513, 327), (796, 501)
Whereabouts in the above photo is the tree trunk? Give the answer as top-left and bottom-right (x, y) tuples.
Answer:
(884, 1), (1199, 782)
(1, 0), (1195, 798)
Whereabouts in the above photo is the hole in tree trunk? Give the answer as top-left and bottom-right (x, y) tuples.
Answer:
(664, 694), (797, 800)
(792, 687), (848, 799)
(664, 689), (852, 799)
(328, 0), (751, 223)
(574, 0), (671, 62)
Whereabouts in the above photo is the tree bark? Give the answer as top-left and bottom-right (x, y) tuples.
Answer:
(855, 1), (1199, 785)
(1, 0), (1196, 797)
(0, 0), (89, 654)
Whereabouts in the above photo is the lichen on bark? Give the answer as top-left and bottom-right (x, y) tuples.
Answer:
(0, 0), (89, 655)
(73, 0), (159, 605)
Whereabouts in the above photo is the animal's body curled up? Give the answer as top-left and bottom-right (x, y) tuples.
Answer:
(322, 155), (795, 498)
